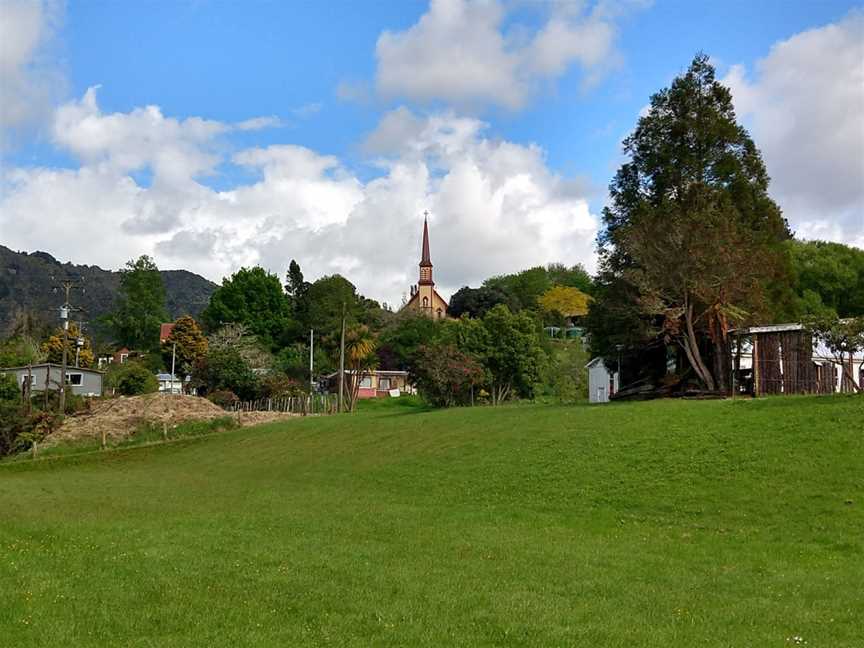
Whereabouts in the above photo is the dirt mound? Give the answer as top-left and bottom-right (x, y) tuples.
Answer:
(48, 393), (296, 445)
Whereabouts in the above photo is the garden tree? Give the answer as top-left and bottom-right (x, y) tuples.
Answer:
(104, 256), (169, 351)
(193, 347), (260, 401)
(590, 54), (791, 392)
(545, 263), (594, 294)
(161, 316), (208, 376)
(274, 343), (331, 382)
(341, 325), (378, 412)
(788, 240), (864, 319)
(808, 316), (864, 392)
(448, 285), (519, 319)
(483, 266), (551, 311)
(539, 340), (590, 404)
(411, 343), (485, 407)
(478, 305), (546, 404)
(377, 312), (443, 370)
(0, 335), (46, 367)
(202, 266), (297, 349)
(207, 323), (273, 370)
(537, 286), (591, 323)
(302, 275), (365, 343)
(42, 323), (95, 368)
(284, 259), (310, 318)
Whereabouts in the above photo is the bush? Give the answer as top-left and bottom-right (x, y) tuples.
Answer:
(412, 343), (485, 408)
(0, 373), (19, 401)
(260, 372), (306, 398)
(107, 362), (159, 396)
(193, 348), (260, 401)
(207, 390), (239, 409)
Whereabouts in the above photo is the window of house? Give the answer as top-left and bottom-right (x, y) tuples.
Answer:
(65, 373), (83, 386)
(20, 375), (35, 387)
(120, 353), (129, 363)
(360, 376), (373, 389)
(379, 377), (390, 390)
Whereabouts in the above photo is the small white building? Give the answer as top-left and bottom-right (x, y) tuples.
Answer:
(155, 373), (184, 394)
(586, 357), (619, 404)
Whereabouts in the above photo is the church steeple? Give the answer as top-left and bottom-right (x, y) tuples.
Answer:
(419, 212), (433, 285)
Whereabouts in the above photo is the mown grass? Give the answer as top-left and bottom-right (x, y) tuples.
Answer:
(0, 395), (862, 647)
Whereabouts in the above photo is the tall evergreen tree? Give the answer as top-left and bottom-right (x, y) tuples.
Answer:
(588, 54), (791, 391)
(105, 256), (169, 351)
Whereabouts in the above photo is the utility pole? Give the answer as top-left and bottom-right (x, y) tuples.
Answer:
(54, 278), (85, 415)
(309, 329), (315, 393)
(338, 303), (346, 413)
(171, 342), (177, 394)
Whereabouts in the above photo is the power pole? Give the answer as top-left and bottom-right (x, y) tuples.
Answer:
(309, 329), (315, 393)
(55, 278), (84, 415)
(171, 342), (177, 394)
(338, 303), (346, 413)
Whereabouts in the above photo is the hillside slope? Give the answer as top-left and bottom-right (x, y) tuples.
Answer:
(0, 396), (862, 646)
(0, 245), (216, 335)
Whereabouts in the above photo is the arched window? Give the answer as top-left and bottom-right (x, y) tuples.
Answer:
(436, 308), (443, 318)
(423, 296), (429, 308)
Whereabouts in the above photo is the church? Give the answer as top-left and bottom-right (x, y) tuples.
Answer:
(402, 215), (449, 319)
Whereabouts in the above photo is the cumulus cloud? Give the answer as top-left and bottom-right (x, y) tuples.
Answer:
(0, 0), (64, 145)
(0, 92), (599, 305)
(374, 0), (637, 110)
(723, 12), (864, 248)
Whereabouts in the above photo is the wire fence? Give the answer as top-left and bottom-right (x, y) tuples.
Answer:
(229, 394), (339, 416)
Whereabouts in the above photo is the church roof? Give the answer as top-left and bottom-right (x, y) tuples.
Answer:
(420, 216), (432, 267)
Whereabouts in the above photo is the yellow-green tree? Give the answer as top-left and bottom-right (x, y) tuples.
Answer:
(162, 316), (208, 375)
(538, 286), (591, 319)
(42, 323), (95, 368)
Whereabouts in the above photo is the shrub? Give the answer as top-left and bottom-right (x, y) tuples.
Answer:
(207, 390), (239, 409)
(411, 343), (484, 408)
(108, 362), (159, 396)
(0, 373), (19, 402)
(260, 372), (306, 398)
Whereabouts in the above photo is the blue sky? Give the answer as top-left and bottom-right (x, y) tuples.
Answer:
(1, 0), (862, 304)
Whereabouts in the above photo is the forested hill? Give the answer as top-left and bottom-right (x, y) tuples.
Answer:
(0, 245), (217, 336)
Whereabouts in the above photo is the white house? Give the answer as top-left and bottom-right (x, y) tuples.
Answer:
(586, 357), (619, 404)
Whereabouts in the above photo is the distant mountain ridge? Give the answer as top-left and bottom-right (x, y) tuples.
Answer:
(0, 245), (217, 337)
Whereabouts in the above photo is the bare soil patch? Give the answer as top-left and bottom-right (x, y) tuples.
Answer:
(48, 393), (296, 445)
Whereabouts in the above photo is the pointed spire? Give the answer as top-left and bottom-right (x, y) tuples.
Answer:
(420, 212), (432, 267)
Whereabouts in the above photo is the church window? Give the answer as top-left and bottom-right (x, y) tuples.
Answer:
(436, 308), (443, 318)
(423, 296), (428, 308)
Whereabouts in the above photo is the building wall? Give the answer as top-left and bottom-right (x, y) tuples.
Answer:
(5, 365), (103, 396)
(404, 285), (448, 319)
(588, 362), (618, 404)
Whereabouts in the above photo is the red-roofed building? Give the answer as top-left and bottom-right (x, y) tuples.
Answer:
(160, 322), (175, 344)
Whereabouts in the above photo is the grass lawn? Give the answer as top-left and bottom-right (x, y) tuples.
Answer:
(1, 395), (862, 647)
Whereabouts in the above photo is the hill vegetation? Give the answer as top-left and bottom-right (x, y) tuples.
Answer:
(0, 245), (216, 338)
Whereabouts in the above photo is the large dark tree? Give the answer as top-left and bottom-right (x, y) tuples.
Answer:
(104, 255), (169, 351)
(201, 267), (296, 349)
(588, 54), (791, 391)
(448, 285), (519, 319)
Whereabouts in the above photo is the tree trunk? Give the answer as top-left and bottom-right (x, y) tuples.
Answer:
(683, 302), (716, 391)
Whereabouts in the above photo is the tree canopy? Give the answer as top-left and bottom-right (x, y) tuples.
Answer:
(104, 256), (169, 351)
(202, 266), (296, 349)
(587, 54), (791, 391)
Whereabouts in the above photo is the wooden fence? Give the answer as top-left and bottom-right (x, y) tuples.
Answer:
(230, 394), (339, 416)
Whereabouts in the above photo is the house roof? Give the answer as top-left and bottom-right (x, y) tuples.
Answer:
(1, 363), (104, 375)
(324, 369), (409, 379)
(732, 323), (805, 335)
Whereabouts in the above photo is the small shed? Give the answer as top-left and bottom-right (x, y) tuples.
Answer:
(1, 363), (104, 397)
(586, 357), (619, 404)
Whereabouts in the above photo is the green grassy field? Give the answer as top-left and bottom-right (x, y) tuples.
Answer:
(1, 395), (862, 647)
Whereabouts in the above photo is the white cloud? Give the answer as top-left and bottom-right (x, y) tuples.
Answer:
(0, 92), (599, 306)
(0, 0), (64, 145)
(374, 0), (636, 110)
(723, 12), (864, 247)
